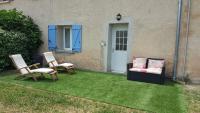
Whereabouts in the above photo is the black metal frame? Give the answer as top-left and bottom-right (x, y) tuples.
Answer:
(127, 58), (165, 84)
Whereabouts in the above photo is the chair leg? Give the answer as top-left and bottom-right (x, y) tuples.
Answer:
(72, 68), (75, 73)
(54, 72), (58, 80)
(52, 67), (57, 72)
(66, 67), (75, 74)
(49, 71), (58, 81)
(40, 73), (45, 79)
(71, 68), (75, 74)
(55, 72), (58, 80)
(32, 74), (37, 81)
(50, 74), (55, 81)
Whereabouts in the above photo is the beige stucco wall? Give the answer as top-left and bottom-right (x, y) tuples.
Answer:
(188, 0), (200, 81)
(177, 0), (200, 83)
(1, 0), (199, 81)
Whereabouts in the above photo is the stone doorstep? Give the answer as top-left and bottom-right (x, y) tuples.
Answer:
(190, 77), (200, 85)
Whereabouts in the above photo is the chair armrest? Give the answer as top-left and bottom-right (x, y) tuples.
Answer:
(29, 63), (40, 69)
(48, 60), (56, 67)
(17, 66), (31, 73)
(17, 66), (28, 70)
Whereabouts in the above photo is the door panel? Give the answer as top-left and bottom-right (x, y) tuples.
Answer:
(111, 24), (128, 73)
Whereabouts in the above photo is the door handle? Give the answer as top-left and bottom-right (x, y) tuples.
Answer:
(112, 48), (115, 52)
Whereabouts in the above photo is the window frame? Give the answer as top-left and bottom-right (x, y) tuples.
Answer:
(63, 26), (72, 51)
(115, 30), (128, 51)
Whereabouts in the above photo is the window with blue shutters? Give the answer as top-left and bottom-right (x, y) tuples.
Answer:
(48, 24), (82, 53)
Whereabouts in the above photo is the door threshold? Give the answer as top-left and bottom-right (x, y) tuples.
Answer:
(111, 71), (126, 74)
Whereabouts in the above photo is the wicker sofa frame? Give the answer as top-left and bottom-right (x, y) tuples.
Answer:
(127, 58), (165, 84)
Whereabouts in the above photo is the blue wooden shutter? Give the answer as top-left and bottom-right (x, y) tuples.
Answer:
(72, 25), (82, 52)
(48, 25), (57, 51)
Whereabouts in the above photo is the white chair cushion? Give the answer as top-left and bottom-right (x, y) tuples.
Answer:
(58, 63), (74, 67)
(146, 68), (162, 74)
(30, 68), (54, 73)
(129, 68), (147, 72)
(133, 58), (147, 68)
(148, 59), (165, 69)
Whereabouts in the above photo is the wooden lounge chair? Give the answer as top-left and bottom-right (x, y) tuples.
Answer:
(43, 52), (75, 73)
(9, 54), (58, 81)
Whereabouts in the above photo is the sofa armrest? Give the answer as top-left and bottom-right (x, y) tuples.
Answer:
(127, 63), (133, 71)
(161, 66), (166, 77)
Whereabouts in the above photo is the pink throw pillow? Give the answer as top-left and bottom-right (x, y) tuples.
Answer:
(148, 59), (165, 69)
(132, 58), (147, 69)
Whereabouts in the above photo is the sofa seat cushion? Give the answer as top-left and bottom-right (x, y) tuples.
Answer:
(129, 68), (147, 72)
(146, 68), (162, 74)
(133, 58), (147, 68)
(148, 59), (165, 69)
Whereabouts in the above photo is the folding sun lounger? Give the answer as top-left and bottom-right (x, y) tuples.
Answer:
(9, 54), (58, 81)
(43, 52), (75, 73)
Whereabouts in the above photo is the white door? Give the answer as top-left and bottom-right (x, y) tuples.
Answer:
(111, 24), (128, 73)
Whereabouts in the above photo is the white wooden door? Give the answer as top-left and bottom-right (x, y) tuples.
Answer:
(111, 24), (128, 73)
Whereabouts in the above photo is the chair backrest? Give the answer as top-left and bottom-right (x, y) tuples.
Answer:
(43, 52), (58, 67)
(9, 54), (30, 75)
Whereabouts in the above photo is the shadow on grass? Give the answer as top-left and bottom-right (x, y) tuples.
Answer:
(77, 68), (126, 76)
(0, 70), (179, 87)
(0, 70), (17, 77)
(25, 77), (53, 82)
(163, 79), (183, 87)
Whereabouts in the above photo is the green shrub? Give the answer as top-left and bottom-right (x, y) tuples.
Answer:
(0, 9), (43, 53)
(0, 9), (43, 71)
(0, 31), (29, 71)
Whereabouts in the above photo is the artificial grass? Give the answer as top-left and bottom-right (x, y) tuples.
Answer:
(0, 70), (187, 113)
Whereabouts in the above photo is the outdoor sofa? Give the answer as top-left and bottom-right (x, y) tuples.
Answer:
(127, 57), (165, 84)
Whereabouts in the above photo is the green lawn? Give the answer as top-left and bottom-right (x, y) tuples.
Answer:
(0, 81), (144, 113)
(0, 70), (187, 113)
(185, 85), (200, 113)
